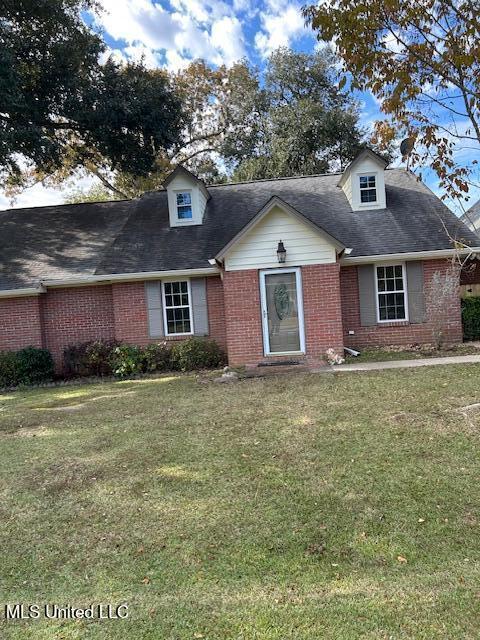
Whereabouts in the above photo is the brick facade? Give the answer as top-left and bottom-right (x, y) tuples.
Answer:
(223, 264), (344, 367)
(0, 260), (464, 372)
(112, 282), (150, 346)
(0, 276), (229, 371)
(0, 296), (43, 351)
(223, 269), (264, 366)
(340, 259), (463, 348)
(41, 285), (115, 367)
(302, 263), (344, 360)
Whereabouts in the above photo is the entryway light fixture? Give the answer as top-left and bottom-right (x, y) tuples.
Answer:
(277, 240), (286, 263)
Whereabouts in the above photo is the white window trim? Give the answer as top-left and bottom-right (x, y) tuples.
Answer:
(374, 262), (409, 324)
(358, 173), (378, 205)
(162, 278), (194, 336)
(175, 189), (194, 223)
(259, 267), (306, 356)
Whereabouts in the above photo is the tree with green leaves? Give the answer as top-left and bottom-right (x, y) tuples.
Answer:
(303, 0), (480, 203)
(65, 48), (368, 200)
(0, 0), (183, 197)
(228, 47), (366, 181)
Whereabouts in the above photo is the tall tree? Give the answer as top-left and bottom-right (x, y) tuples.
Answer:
(0, 0), (183, 196)
(62, 59), (260, 198)
(228, 47), (366, 181)
(304, 0), (480, 202)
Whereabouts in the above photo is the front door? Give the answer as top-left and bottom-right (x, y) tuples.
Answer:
(260, 268), (305, 355)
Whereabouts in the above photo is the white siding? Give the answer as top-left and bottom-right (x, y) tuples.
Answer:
(343, 173), (353, 207)
(224, 205), (337, 271)
(167, 175), (207, 227)
(341, 156), (386, 211)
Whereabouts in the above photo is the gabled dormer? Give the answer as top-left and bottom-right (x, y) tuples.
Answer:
(163, 166), (210, 227)
(338, 148), (389, 211)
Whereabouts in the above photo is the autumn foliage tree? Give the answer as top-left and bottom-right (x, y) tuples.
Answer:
(67, 48), (369, 201)
(304, 0), (480, 202)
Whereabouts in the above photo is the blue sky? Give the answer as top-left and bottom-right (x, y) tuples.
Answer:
(1, 0), (477, 214)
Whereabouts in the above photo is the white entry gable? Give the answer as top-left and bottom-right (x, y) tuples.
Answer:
(163, 166), (210, 227)
(216, 196), (344, 272)
(338, 148), (388, 212)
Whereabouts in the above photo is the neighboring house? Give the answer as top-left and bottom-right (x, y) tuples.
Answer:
(460, 199), (480, 234)
(1, 149), (479, 370)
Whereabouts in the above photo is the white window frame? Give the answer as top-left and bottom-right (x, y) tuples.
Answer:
(259, 267), (306, 356)
(359, 173), (377, 204)
(375, 262), (409, 323)
(175, 190), (193, 221)
(162, 278), (194, 336)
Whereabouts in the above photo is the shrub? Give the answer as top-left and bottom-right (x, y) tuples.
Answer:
(142, 342), (172, 372)
(16, 346), (54, 385)
(170, 337), (225, 371)
(0, 351), (21, 387)
(64, 340), (117, 377)
(462, 296), (480, 340)
(110, 344), (145, 378)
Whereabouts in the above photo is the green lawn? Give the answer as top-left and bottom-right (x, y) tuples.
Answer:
(346, 343), (480, 363)
(1, 366), (480, 639)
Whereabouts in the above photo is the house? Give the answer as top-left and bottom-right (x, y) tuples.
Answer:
(1, 149), (479, 371)
(459, 200), (480, 296)
(460, 199), (480, 234)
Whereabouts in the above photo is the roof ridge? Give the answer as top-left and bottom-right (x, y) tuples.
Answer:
(207, 167), (403, 188)
(0, 197), (132, 214)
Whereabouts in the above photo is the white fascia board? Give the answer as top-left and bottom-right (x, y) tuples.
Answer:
(0, 286), (46, 298)
(341, 247), (480, 265)
(40, 267), (219, 288)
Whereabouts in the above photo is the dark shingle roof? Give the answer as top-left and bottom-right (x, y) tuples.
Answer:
(1, 169), (478, 291)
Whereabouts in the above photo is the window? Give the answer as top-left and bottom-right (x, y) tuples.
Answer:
(376, 264), (408, 322)
(162, 280), (193, 335)
(176, 192), (193, 219)
(359, 175), (377, 203)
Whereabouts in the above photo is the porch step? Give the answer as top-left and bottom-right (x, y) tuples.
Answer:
(257, 359), (302, 367)
(244, 358), (328, 377)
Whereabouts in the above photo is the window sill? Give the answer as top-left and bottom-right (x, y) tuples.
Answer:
(377, 320), (409, 328)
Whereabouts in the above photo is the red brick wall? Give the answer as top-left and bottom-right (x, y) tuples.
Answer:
(0, 276), (229, 371)
(206, 276), (227, 351)
(223, 269), (264, 366)
(0, 296), (43, 351)
(223, 264), (344, 367)
(302, 263), (344, 359)
(41, 285), (115, 367)
(112, 281), (151, 346)
(340, 259), (463, 348)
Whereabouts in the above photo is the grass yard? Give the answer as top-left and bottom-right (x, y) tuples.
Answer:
(1, 366), (480, 639)
(345, 343), (480, 363)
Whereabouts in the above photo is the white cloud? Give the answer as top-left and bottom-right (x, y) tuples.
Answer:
(94, 0), (246, 70)
(165, 49), (190, 72)
(254, 2), (307, 58)
(98, 47), (127, 65)
(96, 0), (179, 51)
(124, 44), (162, 68)
(211, 16), (245, 65)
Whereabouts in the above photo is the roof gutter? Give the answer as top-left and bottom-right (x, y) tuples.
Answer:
(0, 285), (46, 298)
(341, 247), (480, 265)
(40, 267), (220, 288)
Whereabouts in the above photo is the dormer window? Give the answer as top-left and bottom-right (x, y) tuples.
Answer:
(176, 191), (193, 220)
(337, 149), (388, 211)
(164, 166), (210, 227)
(359, 175), (377, 203)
